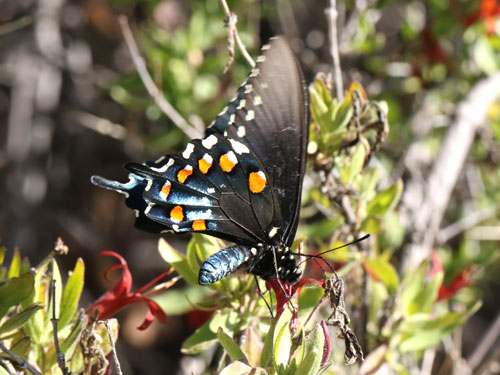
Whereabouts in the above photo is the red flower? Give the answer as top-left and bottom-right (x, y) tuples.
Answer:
(266, 277), (324, 329)
(430, 252), (472, 302)
(464, 0), (500, 34)
(88, 251), (176, 330)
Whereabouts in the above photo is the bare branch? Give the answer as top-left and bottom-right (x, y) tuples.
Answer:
(117, 15), (201, 139)
(325, 0), (344, 100)
(437, 206), (499, 243)
(0, 340), (42, 375)
(219, 0), (255, 70)
(51, 281), (71, 375)
(401, 73), (500, 269)
(103, 320), (123, 375)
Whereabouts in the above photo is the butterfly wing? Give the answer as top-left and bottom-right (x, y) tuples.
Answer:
(207, 37), (309, 247)
(91, 132), (276, 245)
(91, 37), (307, 251)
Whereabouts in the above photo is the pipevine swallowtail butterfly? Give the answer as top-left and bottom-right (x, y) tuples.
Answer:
(92, 37), (308, 286)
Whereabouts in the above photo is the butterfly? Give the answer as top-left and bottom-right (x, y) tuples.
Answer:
(91, 36), (308, 286)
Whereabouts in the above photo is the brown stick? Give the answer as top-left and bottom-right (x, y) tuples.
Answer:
(401, 73), (500, 269)
(117, 15), (201, 139)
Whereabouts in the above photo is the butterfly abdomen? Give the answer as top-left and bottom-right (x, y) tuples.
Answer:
(198, 245), (251, 285)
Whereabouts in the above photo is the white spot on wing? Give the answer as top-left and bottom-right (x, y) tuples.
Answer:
(261, 82), (269, 89)
(253, 96), (263, 106)
(145, 203), (155, 215)
(250, 68), (260, 77)
(256, 55), (266, 63)
(229, 139), (250, 154)
(244, 84), (253, 94)
(237, 126), (246, 138)
(251, 247), (257, 256)
(268, 227), (279, 239)
(262, 44), (271, 50)
(228, 113), (235, 125)
(207, 187), (216, 194)
(182, 143), (195, 159)
(151, 158), (174, 173)
(202, 135), (218, 149)
(159, 181), (171, 200)
(237, 99), (246, 110)
(172, 224), (180, 232)
(202, 153), (213, 164)
(245, 110), (255, 121)
(145, 179), (153, 191)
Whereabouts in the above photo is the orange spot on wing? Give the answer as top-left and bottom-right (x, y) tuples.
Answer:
(198, 158), (212, 174)
(193, 220), (207, 231)
(219, 153), (237, 172)
(177, 167), (193, 183)
(170, 206), (184, 222)
(249, 171), (266, 193)
(160, 182), (171, 200)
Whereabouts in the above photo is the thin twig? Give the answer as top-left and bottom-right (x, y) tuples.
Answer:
(51, 281), (71, 375)
(117, 15), (201, 139)
(437, 206), (499, 243)
(401, 73), (500, 269)
(219, 0), (255, 69)
(103, 320), (124, 375)
(325, 0), (344, 100)
(467, 310), (500, 370)
(0, 340), (42, 375)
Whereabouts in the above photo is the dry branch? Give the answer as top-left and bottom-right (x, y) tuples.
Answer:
(401, 73), (500, 269)
(117, 15), (201, 139)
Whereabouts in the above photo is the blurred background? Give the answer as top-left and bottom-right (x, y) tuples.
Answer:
(1, 0), (500, 374)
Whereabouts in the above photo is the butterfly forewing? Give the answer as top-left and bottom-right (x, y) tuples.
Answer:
(208, 37), (308, 246)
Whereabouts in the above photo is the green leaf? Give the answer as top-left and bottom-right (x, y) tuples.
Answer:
(341, 144), (366, 184)
(473, 36), (499, 74)
(274, 308), (293, 369)
(0, 272), (34, 307)
(191, 234), (221, 263)
(0, 366), (9, 375)
(158, 238), (197, 285)
(9, 336), (31, 359)
(188, 234), (221, 283)
(241, 325), (263, 368)
(58, 258), (85, 329)
(399, 261), (443, 315)
(59, 316), (87, 355)
(154, 285), (213, 315)
(364, 258), (399, 293)
(297, 284), (325, 324)
(399, 330), (445, 352)
(367, 180), (403, 216)
(219, 361), (268, 375)
(295, 325), (325, 375)
(0, 304), (43, 334)
(260, 320), (276, 368)
(0, 247), (6, 265)
(181, 320), (218, 354)
(49, 258), (63, 321)
(217, 327), (248, 362)
(7, 248), (21, 278)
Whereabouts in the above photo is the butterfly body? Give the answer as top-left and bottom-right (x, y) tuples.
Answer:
(92, 37), (308, 286)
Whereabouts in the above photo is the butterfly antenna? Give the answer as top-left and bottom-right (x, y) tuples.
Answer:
(293, 234), (370, 271)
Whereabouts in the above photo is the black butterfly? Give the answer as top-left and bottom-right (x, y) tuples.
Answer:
(92, 37), (308, 286)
